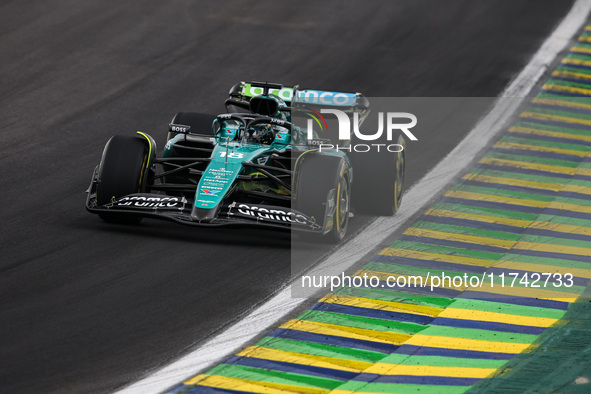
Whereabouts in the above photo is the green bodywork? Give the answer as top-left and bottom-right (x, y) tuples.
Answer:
(162, 97), (352, 227)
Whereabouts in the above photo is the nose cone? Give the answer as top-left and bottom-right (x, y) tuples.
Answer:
(191, 205), (219, 222)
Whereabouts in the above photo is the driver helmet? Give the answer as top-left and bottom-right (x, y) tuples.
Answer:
(246, 123), (275, 145)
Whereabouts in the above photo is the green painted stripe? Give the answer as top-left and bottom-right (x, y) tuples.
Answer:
(255, 337), (386, 363)
(525, 106), (591, 122)
(452, 184), (555, 202)
(536, 214), (591, 229)
(514, 120), (591, 137)
(365, 261), (472, 281)
(484, 151), (580, 168)
(501, 252), (591, 273)
(205, 363), (342, 389)
(468, 167), (590, 187)
(335, 286), (454, 309)
(564, 53), (591, 61)
(499, 135), (591, 152)
(413, 220), (522, 241)
(554, 195), (591, 207)
(450, 298), (566, 319)
(300, 310), (425, 335)
(571, 42), (591, 49)
(519, 233), (591, 249)
(335, 381), (469, 394)
(392, 240), (504, 260)
(379, 353), (507, 369)
(417, 325), (538, 343)
(555, 65), (591, 75)
(432, 202), (539, 221)
(534, 95), (591, 108)
(544, 78), (591, 90)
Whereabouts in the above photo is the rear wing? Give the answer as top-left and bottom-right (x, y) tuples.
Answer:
(226, 81), (370, 114)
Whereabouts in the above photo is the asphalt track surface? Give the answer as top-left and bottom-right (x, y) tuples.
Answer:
(0, 1), (574, 393)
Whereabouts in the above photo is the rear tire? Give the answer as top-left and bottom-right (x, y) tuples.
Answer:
(352, 135), (406, 215)
(96, 135), (148, 224)
(295, 154), (350, 243)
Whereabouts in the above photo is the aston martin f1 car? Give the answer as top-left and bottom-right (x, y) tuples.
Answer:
(85, 81), (406, 242)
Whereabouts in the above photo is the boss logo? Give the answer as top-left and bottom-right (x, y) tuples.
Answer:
(307, 139), (331, 146)
(169, 123), (191, 133)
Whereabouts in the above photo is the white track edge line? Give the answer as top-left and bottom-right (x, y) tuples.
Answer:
(116, 2), (591, 392)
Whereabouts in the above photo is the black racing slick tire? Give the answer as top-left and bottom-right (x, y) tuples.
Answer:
(352, 135), (406, 215)
(168, 112), (217, 140)
(96, 135), (149, 223)
(295, 154), (351, 243)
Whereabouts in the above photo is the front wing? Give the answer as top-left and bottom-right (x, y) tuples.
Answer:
(85, 169), (322, 232)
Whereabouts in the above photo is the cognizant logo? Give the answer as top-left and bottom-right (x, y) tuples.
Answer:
(305, 109), (418, 153)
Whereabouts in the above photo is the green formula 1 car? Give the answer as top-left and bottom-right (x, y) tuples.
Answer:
(85, 81), (406, 242)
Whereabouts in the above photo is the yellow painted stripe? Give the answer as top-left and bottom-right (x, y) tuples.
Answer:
(579, 36), (591, 43)
(576, 167), (591, 176)
(562, 57), (591, 67)
(380, 245), (496, 267)
(514, 240), (591, 257)
(494, 260), (591, 280)
(463, 173), (563, 192)
(540, 84), (591, 96)
(571, 46), (591, 55)
(481, 157), (575, 174)
(530, 98), (591, 114)
(186, 374), (329, 394)
(237, 346), (371, 372)
(426, 208), (591, 239)
(425, 208), (532, 228)
(547, 200), (591, 214)
(521, 111), (591, 127)
(403, 227), (515, 248)
(365, 363), (496, 379)
(445, 189), (549, 207)
(281, 319), (410, 345)
(464, 173), (591, 196)
(529, 220), (591, 236)
(494, 141), (589, 157)
(552, 70), (591, 81)
(404, 334), (533, 353)
(437, 308), (559, 327)
(319, 294), (443, 317)
(562, 184), (591, 195)
(444, 195), (591, 217)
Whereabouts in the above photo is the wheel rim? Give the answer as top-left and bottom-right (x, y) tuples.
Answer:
(336, 177), (349, 234)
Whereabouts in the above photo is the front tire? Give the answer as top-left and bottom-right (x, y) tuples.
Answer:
(96, 135), (149, 223)
(295, 154), (350, 243)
